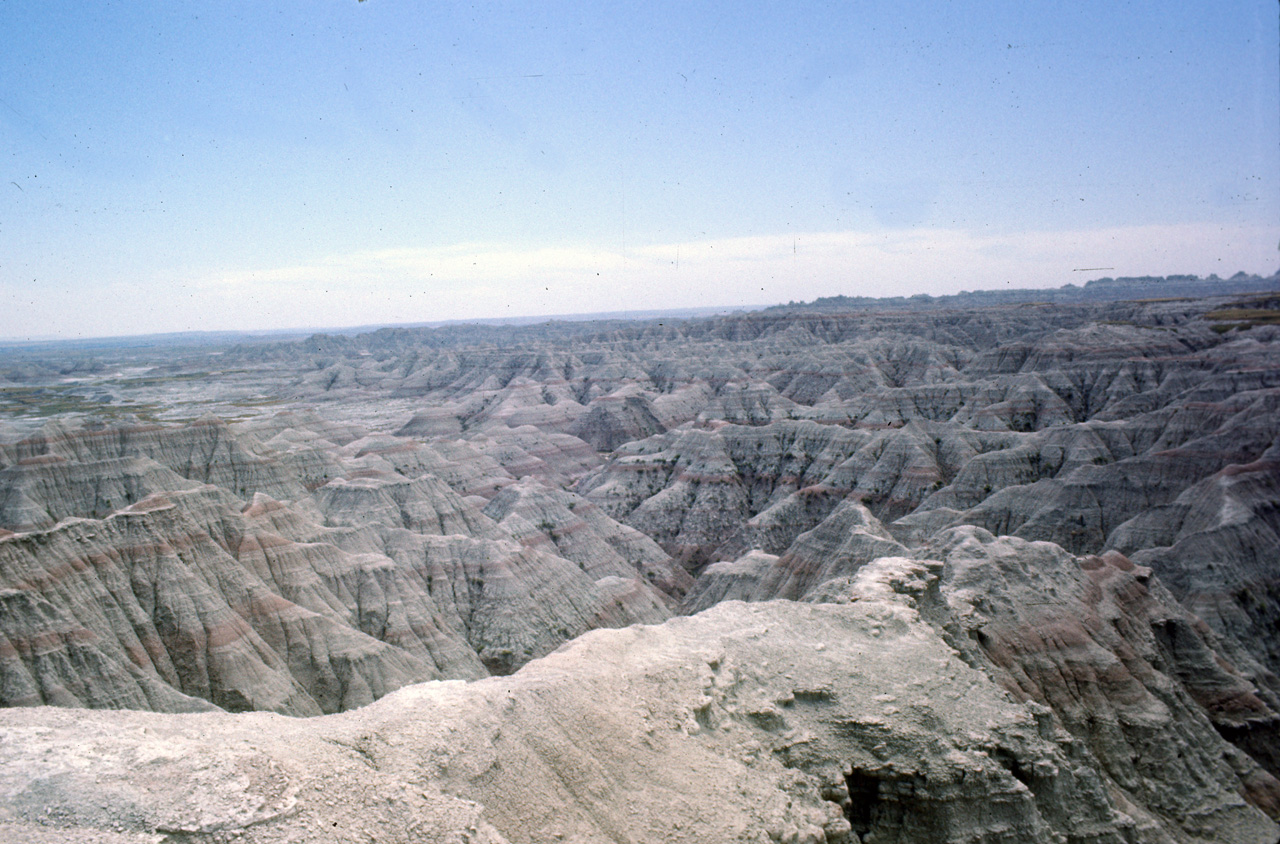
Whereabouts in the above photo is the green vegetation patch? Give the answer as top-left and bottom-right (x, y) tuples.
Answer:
(230, 397), (286, 408)
(1205, 295), (1280, 333)
(116, 371), (212, 387)
(0, 386), (165, 420)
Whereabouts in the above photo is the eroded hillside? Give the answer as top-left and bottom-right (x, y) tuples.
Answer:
(1, 289), (1278, 843)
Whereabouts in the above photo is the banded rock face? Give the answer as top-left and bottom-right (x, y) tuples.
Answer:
(0, 454), (199, 532)
(683, 500), (906, 611)
(568, 391), (668, 451)
(1110, 449), (1280, 769)
(1, 569), (1276, 844)
(681, 515), (1280, 818)
(0, 416), (311, 502)
(312, 472), (501, 538)
(0, 415), (680, 713)
(0, 586), (217, 714)
(0, 489), (440, 715)
(482, 479), (691, 600)
(933, 528), (1280, 816)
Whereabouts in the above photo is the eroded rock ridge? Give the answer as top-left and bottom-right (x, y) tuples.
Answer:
(0, 290), (1277, 842)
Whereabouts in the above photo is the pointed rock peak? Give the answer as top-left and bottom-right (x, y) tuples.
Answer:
(37, 417), (78, 437)
(352, 435), (419, 457)
(1100, 549), (1136, 571)
(925, 523), (999, 558)
(24, 417), (77, 451)
(713, 549), (780, 574)
(482, 476), (559, 517)
(898, 419), (930, 437)
(242, 492), (287, 517)
(822, 497), (892, 534)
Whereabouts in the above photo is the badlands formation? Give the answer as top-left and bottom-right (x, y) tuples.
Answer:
(0, 282), (1278, 842)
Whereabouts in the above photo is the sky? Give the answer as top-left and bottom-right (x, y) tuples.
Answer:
(1, 0), (1277, 339)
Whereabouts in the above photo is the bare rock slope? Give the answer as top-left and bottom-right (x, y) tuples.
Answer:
(1, 289), (1279, 841)
(0, 418), (680, 714)
(3, 563), (1277, 844)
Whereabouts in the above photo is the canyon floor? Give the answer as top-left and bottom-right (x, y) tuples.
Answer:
(1, 285), (1279, 843)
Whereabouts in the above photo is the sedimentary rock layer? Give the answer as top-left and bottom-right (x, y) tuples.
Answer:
(2, 576), (1276, 843)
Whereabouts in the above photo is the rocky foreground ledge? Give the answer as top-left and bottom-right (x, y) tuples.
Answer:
(2, 545), (1276, 844)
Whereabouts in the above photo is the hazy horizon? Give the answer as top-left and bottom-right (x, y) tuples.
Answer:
(7, 266), (1278, 347)
(0, 301), (775, 345)
(3, 1), (1277, 340)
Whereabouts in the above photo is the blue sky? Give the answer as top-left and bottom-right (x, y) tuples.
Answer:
(1, 0), (1277, 338)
